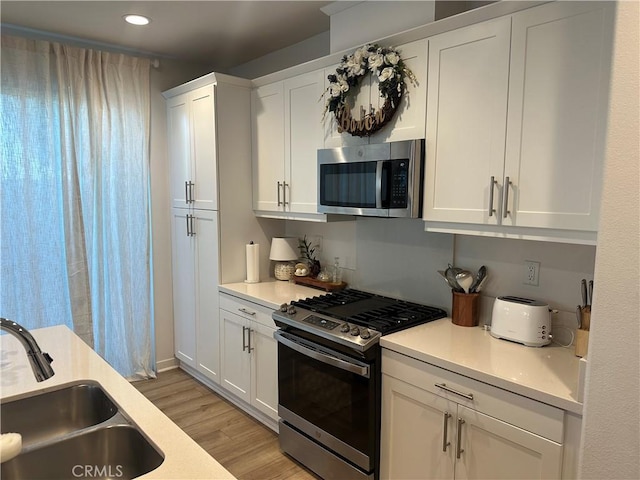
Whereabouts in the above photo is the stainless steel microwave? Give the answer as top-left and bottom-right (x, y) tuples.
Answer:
(317, 139), (425, 218)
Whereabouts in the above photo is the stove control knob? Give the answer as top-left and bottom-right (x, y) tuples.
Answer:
(279, 303), (289, 313)
(350, 326), (360, 336)
(340, 323), (351, 333)
(287, 305), (297, 315)
(360, 329), (371, 340)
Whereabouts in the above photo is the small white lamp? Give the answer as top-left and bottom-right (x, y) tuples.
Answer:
(269, 237), (298, 280)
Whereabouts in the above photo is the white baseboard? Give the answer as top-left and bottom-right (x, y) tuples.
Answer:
(156, 357), (179, 372)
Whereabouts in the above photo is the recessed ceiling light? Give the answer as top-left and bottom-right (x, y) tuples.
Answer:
(124, 14), (151, 26)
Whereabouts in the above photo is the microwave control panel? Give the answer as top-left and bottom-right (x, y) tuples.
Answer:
(389, 160), (409, 208)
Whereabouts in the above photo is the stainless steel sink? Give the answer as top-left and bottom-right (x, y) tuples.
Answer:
(1, 425), (164, 480)
(1, 382), (118, 449)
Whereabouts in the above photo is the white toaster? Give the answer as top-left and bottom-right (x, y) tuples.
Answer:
(490, 296), (551, 347)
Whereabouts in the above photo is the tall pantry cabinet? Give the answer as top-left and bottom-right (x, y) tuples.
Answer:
(163, 73), (274, 384)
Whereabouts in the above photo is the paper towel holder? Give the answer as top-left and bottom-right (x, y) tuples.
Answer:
(245, 241), (260, 284)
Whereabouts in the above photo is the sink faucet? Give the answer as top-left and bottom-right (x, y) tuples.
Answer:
(0, 318), (54, 382)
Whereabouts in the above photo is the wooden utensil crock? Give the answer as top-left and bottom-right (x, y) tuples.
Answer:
(452, 291), (480, 327)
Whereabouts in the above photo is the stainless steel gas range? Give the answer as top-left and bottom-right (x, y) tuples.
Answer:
(272, 289), (446, 480)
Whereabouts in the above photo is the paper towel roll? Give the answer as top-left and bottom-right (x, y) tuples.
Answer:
(245, 243), (260, 284)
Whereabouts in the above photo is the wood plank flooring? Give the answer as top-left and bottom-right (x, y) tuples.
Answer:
(133, 368), (319, 480)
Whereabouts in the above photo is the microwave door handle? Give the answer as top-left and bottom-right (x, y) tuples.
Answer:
(274, 330), (370, 378)
(375, 161), (384, 209)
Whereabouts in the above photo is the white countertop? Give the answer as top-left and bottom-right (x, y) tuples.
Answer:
(219, 279), (321, 309)
(381, 319), (583, 414)
(0, 325), (235, 479)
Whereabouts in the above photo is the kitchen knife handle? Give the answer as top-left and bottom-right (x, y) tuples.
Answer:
(588, 280), (594, 307)
(442, 412), (452, 452)
(435, 383), (474, 401)
(488, 176), (497, 217)
(456, 418), (465, 459)
(277, 181), (283, 206)
(502, 177), (511, 218)
(581, 279), (588, 307)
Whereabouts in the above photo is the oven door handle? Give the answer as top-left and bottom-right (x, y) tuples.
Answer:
(274, 330), (370, 379)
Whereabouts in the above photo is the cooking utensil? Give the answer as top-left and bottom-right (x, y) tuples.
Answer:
(469, 265), (487, 293)
(445, 266), (463, 292)
(581, 279), (588, 307)
(576, 305), (582, 329)
(474, 275), (488, 292)
(456, 270), (473, 294)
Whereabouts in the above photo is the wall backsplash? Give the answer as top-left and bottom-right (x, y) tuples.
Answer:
(286, 217), (596, 345)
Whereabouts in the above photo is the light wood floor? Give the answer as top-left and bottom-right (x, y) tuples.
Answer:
(133, 368), (319, 480)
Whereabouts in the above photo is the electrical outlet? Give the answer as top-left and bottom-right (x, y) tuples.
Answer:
(524, 260), (540, 286)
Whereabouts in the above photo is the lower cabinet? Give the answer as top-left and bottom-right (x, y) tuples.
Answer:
(219, 293), (279, 423)
(381, 350), (564, 480)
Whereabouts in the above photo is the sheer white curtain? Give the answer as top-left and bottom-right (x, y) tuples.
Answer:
(0, 35), (155, 379)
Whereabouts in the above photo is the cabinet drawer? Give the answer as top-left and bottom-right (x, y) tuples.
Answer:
(219, 293), (276, 329)
(382, 349), (564, 443)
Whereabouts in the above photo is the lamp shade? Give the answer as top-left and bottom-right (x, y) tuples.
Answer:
(269, 237), (298, 261)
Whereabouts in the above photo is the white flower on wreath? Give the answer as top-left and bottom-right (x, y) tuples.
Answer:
(385, 51), (400, 66)
(368, 53), (384, 70)
(378, 67), (395, 83)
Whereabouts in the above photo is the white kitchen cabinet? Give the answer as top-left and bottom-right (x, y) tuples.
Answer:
(166, 84), (217, 211)
(219, 293), (279, 422)
(323, 39), (428, 148)
(423, 16), (511, 225)
(170, 209), (220, 380)
(252, 69), (326, 220)
(165, 73), (270, 385)
(381, 349), (564, 480)
(424, 2), (613, 243)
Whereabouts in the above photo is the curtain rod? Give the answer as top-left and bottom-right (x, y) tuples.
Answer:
(2, 23), (163, 68)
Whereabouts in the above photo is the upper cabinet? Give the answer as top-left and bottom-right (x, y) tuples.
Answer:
(252, 69), (326, 221)
(423, 2), (614, 244)
(166, 85), (218, 211)
(323, 39), (428, 148)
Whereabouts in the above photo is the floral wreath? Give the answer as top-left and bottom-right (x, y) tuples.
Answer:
(323, 43), (417, 137)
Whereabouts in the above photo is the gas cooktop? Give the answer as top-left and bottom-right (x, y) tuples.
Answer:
(273, 289), (447, 351)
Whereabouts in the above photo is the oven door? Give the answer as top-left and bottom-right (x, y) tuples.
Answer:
(274, 330), (378, 473)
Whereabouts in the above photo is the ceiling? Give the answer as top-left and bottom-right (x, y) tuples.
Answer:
(0, 1), (332, 69)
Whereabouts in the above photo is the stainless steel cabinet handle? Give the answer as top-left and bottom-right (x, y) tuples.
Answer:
(189, 181), (195, 204)
(435, 383), (474, 401)
(247, 328), (254, 353)
(503, 176), (511, 218)
(488, 176), (497, 217)
(277, 181), (283, 206)
(184, 181), (190, 205)
(185, 215), (190, 237)
(238, 308), (256, 316)
(456, 418), (465, 459)
(189, 215), (196, 236)
(283, 181), (289, 206)
(442, 412), (451, 452)
(242, 326), (247, 352)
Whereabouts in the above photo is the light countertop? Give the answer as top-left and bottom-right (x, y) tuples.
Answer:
(381, 319), (583, 414)
(0, 325), (235, 479)
(219, 279), (321, 310)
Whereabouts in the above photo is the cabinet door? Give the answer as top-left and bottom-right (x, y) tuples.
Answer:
(170, 209), (196, 367)
(381, 375), (456, 480)
(423, 17), (511, 224)
(251, 82), (285, 212)
(190, 85), (218, 211)
(503, 2), (613, 230)
(194, 210), (220, 383)
(372, 39), (428, 143)
(167, 94), (191, 209)
(219, 309), (251, 402)
(249, 322), (278, 420)
(455, 405), (563, 480)
(284, 70), (325, 214)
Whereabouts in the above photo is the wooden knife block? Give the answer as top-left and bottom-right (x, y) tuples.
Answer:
(575, 306), (590, 357)
(451, 292), (480, 327)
